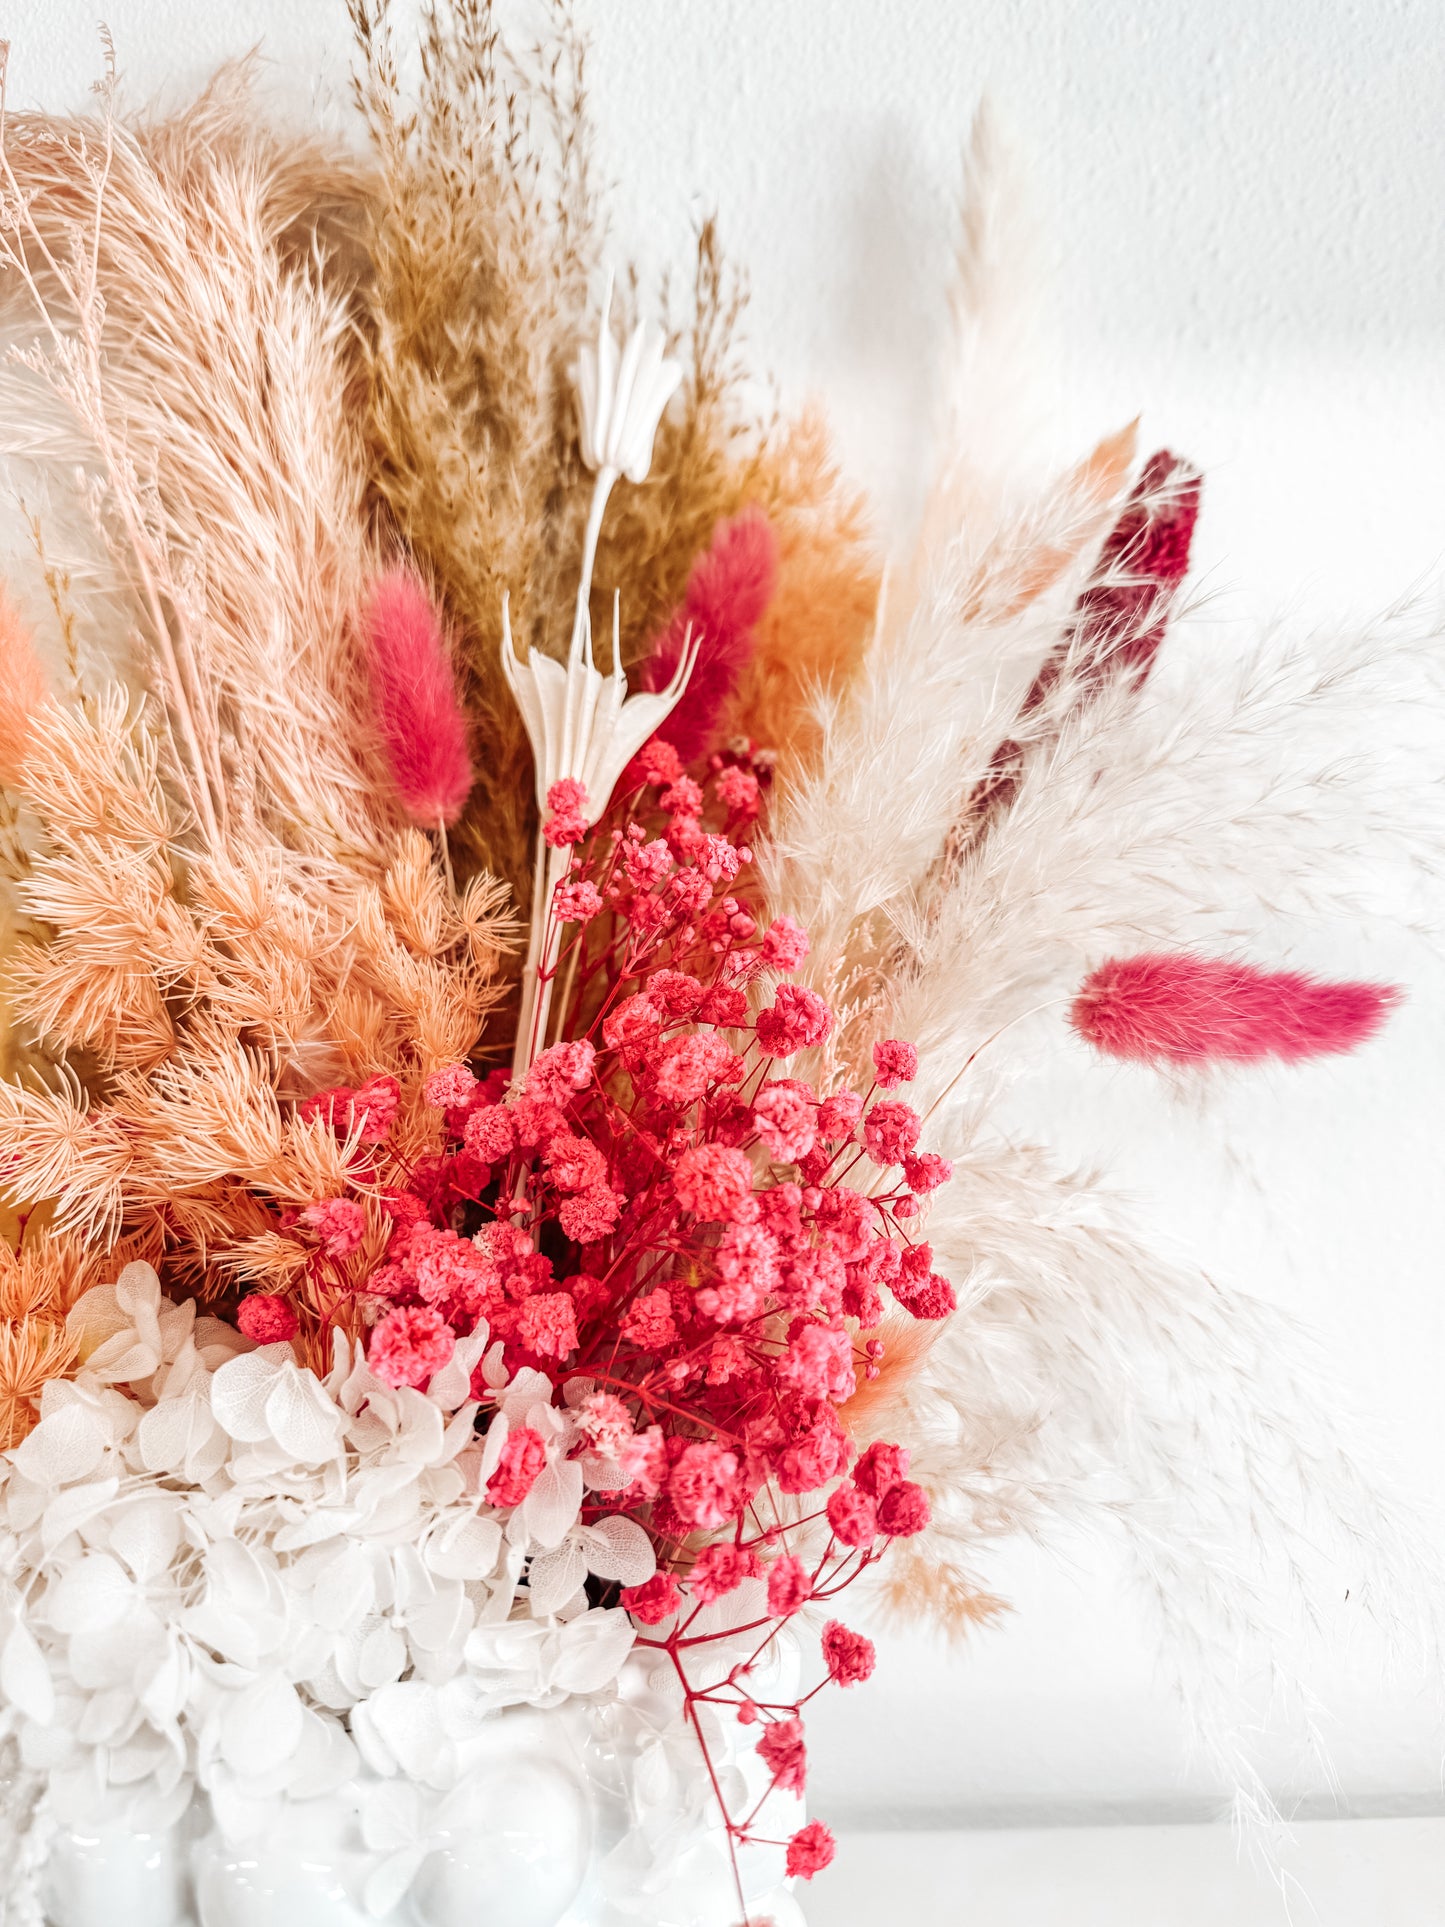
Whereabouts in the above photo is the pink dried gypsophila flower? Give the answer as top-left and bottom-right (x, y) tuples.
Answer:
(486, 1426), (548, 1506)
(618, 1424), (667, 1496)
(775, 1414), (851, 1494)
(650, 1031), (743, 1105)
(544, 777), (589, 847)
(558, 1186), (624, 1242)
(765, 1554), (812, 1616)
(902, 1151), (952, 1193)
(300, 1073), (400, 1144)
(299, 1197), (366, 1258)
(647, 968), (705, 1017)
(544, 1133), (608, 1193)
(464, 1103), (515, 1163)
(876, 1480), (931, 1537)
(526, 1039), (597, 1103)
(816, 1090), (863, 1140)
(236, 1293), (299, 1344)
(632, 736), (683, 787)
(779, 1320), (857, 1401)
(752, 1081), (817, 1162)
(871, 1038), (918, 1088)
(697, 982), (748, 1026)
(785, 1821), (836, 1880)
(622, 835), (672, 888)
(826, 1482), (878, 1547)
(821, 1620), (877, 1687)
(518, 1291), (579, 1360)
(756, 1717), (807, 1795)
(424, 1064), (479, 1110)
(576, 1392), (634, 1456)
(714, 763), (760, 817)
(687, 1542), (763, 1604)
(621, 1572), (682, 1625)
(892, 1270), (957, 1319)
(602, 993), (662, 1053)
(759, 914), (809, 972)
(554, 877), (604, 923)
(755, 984), (833, 1057)
(673, 1143), (754, 1221)
(368, 1304), (455, 1388)
(668, 1440), (746, 1529)
(852, 1441), (911, 1497)
(862, 1099), (922, 1166)
(620, 1288), (677, 1349)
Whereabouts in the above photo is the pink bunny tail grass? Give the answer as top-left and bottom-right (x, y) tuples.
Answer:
(364, 570), (474, 828)
(1070, 953), (1401, 1067)
(642, 509), (777, 763)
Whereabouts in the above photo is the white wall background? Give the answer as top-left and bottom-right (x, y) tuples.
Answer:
(9, 0), (1445, 1914)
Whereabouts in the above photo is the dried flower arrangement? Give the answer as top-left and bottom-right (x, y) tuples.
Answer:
(0, 7), (1439, 1925)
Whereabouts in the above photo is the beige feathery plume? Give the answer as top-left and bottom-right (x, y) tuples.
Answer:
(0, 53), (394, 863)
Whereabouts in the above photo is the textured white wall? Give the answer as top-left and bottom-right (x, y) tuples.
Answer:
(11, 0), (1445, 1859)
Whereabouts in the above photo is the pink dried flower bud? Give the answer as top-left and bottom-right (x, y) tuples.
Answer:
(757, 1716), (807, 1794)
(558, 1185), (623, 1243)
(871, 1038), (918, 1087)
(236, 1293), (299, 1345)
(852, 1441), (911, 1498)
(631, 736), (683, 787)
(517, 1291), (579, 1360)
(759, 914), (809, 972)
(825, 1482), (878, 1547)
(715, 763), (760, 817)
(876, 1479), (931, 1537)
(673, 1143), (754, 1221)
(687, 1542), (763, 1605)
(525, 1039), (596, 1103)
(486, 1425), (548, 1506)
(576, 1391), (634, 1456)
(668, 1440), (746, 1529)
(368, 1304), (455, 1389)
(554, 877), (604, 923)
(902, 1151), (952, 1193)
(463, 1103), (515, 1163)
(298, 1197), (367, 1259)
(785, 1821), (836, 1880)
(821, 1620), (876, 1687)
(862, 1099), (921, 1166)
(892, 1271), (957, 1319)
(765, 1553), (812, 1616)
(816, 1090), (863, 1140)
(621, 1572), (683, 1625)
(755, 984), (833, 1057)
(621, 1289), (677, 1351)
(752, 1082), (817, 1164)
(423, 1064), (479, 1110)
(543, 776), (590, 848)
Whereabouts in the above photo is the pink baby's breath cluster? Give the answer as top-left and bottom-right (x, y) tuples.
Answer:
(295, 743), (954, 1903)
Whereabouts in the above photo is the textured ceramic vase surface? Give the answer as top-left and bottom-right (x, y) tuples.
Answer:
(30, 1652), (805, 1927)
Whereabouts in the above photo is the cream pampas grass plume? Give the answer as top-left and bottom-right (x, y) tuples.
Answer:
(363, 570), (474, 829)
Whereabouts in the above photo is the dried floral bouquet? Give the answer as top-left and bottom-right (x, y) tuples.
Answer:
(0, 6), (1439, 1926)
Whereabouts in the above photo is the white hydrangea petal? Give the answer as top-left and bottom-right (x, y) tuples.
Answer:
(39, 1477), (119, 1555)
(360, 1776), (426, 1852)
(45, 1553), (134, 1635)
(108, 1496), (182, 1583)
(264, 1365), (344, 1464)
(210, 1351), (284, 1443)
(580, 1514), (656, 1588)
(425, 1513), (502, 1583)
(520, 1460), (584, 1551)
(1, 1620), (54, 1724)
(548, 1609), (636, 1696)
(13, 1403), (108, 1487)
(527, 1541), (588, 1618)
(364, 1847), (429, 1921)
(359, 1623), (409, 1691)
(219, 1675), (304, 1779)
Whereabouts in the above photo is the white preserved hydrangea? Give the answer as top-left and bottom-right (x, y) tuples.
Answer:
(0, 1263), (652, 1915)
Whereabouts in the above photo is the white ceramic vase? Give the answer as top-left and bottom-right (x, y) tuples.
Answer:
(29, 1649), (807, 1927)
